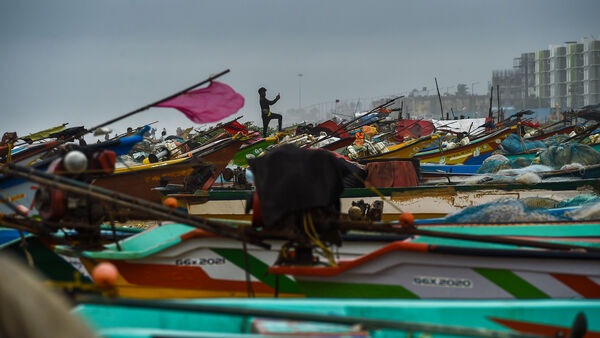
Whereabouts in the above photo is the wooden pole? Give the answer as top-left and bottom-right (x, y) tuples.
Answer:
(86, 69), (231, 135)
(488, 86), (494, 119)
(435, 78), (444, 120)
(496, 84), (502, 123)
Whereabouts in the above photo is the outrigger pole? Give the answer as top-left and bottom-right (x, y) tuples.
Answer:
(85, 69), (231, 135)
(434, 77), (444, 120)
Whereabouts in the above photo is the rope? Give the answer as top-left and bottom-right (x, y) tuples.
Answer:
(303, 212), (336, 266)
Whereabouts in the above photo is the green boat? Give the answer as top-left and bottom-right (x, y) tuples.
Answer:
(74, 297), (599, 337)
(53, 221), (600, 300)
(230, 137), (277, 167)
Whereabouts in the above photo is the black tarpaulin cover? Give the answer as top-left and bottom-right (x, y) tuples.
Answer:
(249, 144), (351, 228)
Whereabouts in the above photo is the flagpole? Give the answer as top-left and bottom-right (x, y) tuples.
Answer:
(86, 69), (231, 134)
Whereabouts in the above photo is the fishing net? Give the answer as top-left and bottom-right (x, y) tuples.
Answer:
(476, 154), (536, 174)
(565, 200), (600, 220)
(538, 143), (600, 169)
(500, 133), (546, 154)
(443, 198), (566, 223)
(539, 134), (570, 147)
(496, 164), (555, 176)
(476, 154), (512, 173)
(555, 194), (600, 208)
(439, 195), (600, 223)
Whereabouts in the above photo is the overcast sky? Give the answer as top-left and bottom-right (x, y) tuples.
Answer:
(1, 0), (598, 138)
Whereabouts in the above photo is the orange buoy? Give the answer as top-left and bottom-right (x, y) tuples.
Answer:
(163, 197), (178, 209)
(399, 212), (415, 227)
(92, 262), (118, 288)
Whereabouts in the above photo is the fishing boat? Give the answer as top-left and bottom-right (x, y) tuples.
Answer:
(74, 297), (599, 338)
(92, 136), (243, 204)
(0, 124), (72, 165)
(348, 133), (439, 161)
(0, 125), (156, 215)
(53, 222), (407, 299)
(1, 125), (91, 168)
(7, 142), (600, 301)
(414, 125), (516, 165)
(48, 219), (600, 300)
(230, 136), (277, 167)
(270, 223), (600, 300)
(0, 173), (39, 215)
(184, 173), (599, 221)
(230, 123), (355, 167)
(0, 226), (142, 292)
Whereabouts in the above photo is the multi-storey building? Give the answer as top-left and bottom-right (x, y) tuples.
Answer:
(535, 49), (551, 108)
(582, 38), (600, 106)
(494, 37), (599, 111)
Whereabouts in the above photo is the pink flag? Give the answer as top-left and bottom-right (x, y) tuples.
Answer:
(155, 81), (244, 123)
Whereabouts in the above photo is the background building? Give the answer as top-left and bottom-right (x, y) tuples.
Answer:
(493, 37), (599, 113)
(284, 36), (599, 126)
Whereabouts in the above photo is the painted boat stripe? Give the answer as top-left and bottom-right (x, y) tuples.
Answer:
(112, 261), (275, 293)
(474, 268), (549, 299)
(513, 271), (582, 299)
(213, 248), (301, 293)
(552, 274), (600, 298)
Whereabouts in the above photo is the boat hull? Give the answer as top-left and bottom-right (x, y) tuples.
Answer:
(355, 134), (438, 161)
(55, 222), (600, 300)
(74, 298), (600, 338)
(59, 223), (395, 299)
(415, 127), (515, 165)
(188, 178), (600, 220)
(270, 241), (600, 299)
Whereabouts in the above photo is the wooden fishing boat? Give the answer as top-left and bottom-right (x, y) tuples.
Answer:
(317, 136), (355, 152)
(0, 129), (153, 215)
(0, 226), (141, 292)
(7, 142), (600, 302)
(53, 222), (401, 299)
(351, 133), (439, 161)
(52, 221), (600, 300)
(231, 133), (355, 168)
(0, 124), (70, 165)
(1, 139), (61, 166)
(185, 177), (600, 221)
(93, 137), (243, 204)
(230, 136), (277, 167)
(527, 124), (576, 141)
(270, 223), (600, 300)
(74, 297), (599, 338)
(414, 126), (516, 165)
(92, 157), (209, 204)
(0, 174), (39, 215)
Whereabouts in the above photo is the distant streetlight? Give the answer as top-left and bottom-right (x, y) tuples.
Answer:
(297, 73), (303, 109)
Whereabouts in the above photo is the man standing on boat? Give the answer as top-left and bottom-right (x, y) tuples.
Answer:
(258, 87), (282, 137)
